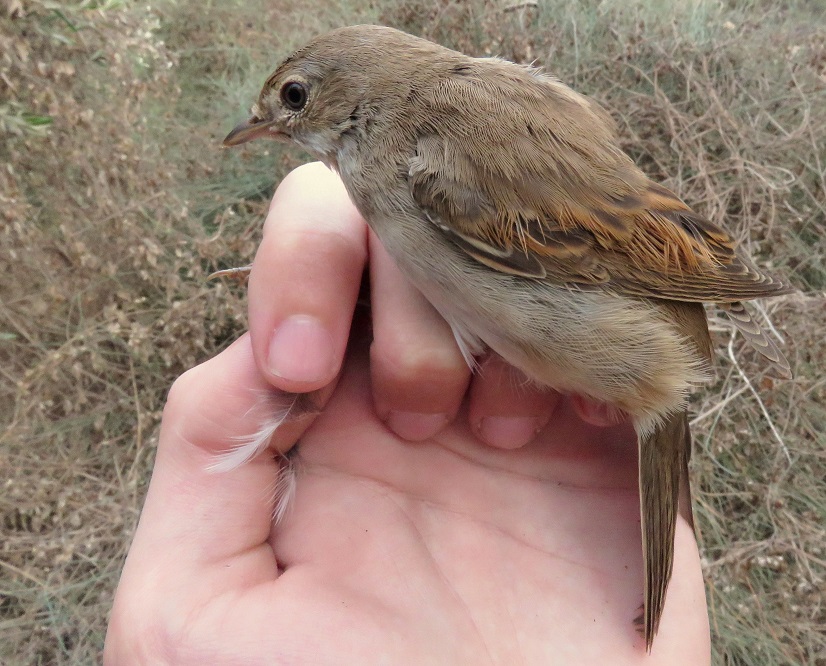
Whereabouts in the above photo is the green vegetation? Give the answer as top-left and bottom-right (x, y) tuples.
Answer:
(1, 1), (823, 663)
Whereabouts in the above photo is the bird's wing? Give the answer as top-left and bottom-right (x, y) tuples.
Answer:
(408, 61), (793, 303)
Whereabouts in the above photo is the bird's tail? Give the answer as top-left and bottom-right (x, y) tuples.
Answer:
(636, 412), (689, 651)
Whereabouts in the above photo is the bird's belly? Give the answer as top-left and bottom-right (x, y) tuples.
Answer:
(370, 211), (705, 424)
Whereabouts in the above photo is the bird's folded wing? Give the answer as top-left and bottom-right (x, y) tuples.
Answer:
(408, 67), (793, 303)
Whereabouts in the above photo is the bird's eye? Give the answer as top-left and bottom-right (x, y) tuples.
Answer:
(281, 81), (308, 111)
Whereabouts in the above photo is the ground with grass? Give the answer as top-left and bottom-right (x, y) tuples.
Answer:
(1, 1), (824, 664)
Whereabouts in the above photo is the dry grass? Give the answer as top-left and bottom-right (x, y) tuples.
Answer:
(1, 0), (823, 663)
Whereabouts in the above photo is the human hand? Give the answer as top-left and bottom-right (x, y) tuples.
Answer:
(104, 164), (710, 664)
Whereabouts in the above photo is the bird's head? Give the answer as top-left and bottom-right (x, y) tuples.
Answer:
(223, 25), (437, 165)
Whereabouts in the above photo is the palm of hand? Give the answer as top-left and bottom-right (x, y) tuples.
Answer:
(107, 331), (707, 664)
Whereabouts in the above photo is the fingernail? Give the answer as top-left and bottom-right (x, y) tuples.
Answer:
(268, 315), (336, 383)
(386, 411), (449, 441)
(478, 416), (541, 449)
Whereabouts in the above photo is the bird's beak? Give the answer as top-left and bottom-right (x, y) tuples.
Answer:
(222, 116), (282, 147)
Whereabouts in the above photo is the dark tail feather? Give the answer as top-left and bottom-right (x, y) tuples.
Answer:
(719, 301), (791, 377)
(678, 416), (695, 531)
(638, 412), (689, 651)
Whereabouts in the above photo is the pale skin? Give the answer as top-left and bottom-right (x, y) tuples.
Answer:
(104, 163), (710, 664)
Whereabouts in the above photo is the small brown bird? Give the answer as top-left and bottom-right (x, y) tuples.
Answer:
(223, 25), (793, 649)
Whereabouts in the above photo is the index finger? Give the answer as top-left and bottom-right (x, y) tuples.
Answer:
(248, 162), (368, 393)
